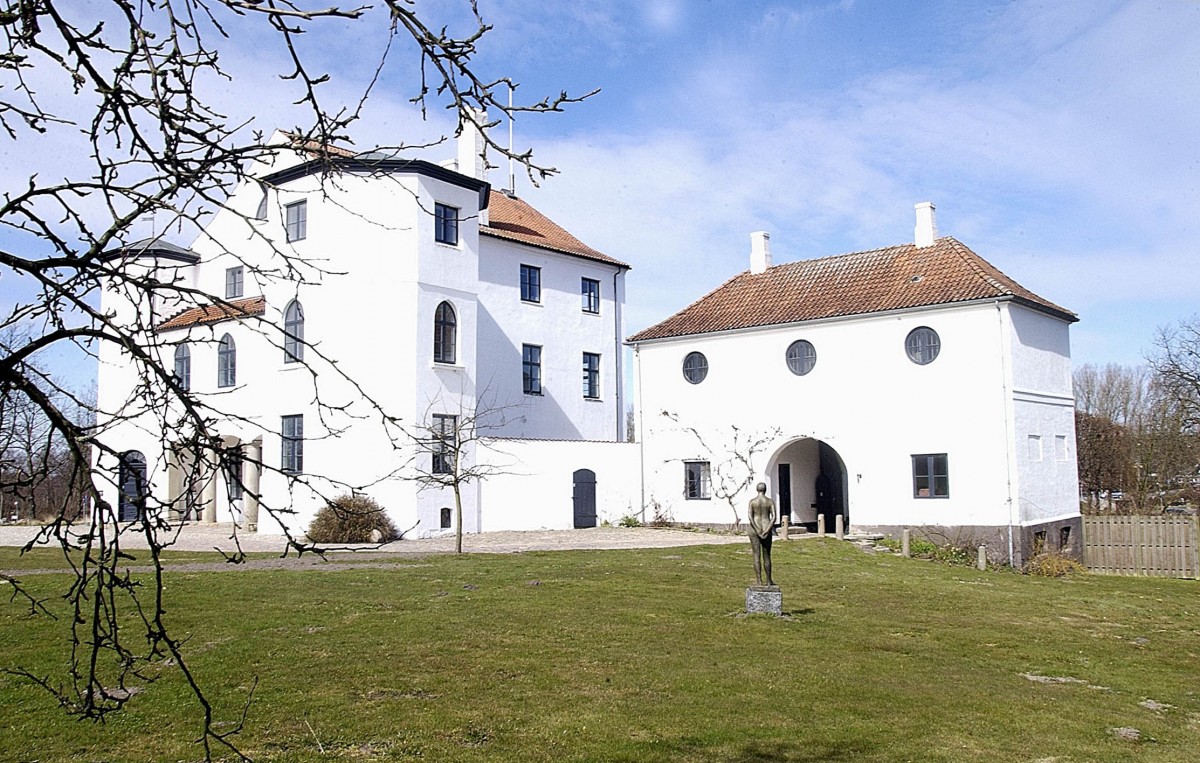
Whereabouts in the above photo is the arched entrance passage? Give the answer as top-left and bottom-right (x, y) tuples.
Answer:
(769, 438), (848, 533)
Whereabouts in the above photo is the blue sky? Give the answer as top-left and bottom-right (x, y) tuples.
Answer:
(3, 0), (1197, 389)
(415, 0), (1196, 370)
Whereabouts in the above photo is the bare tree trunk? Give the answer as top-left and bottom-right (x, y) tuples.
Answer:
(454, 482), (464, 554)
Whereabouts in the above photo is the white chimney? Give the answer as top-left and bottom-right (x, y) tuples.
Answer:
(456, 108), (487, 181)
(914, 202), (937, 247)
(750, 231), (772, 274)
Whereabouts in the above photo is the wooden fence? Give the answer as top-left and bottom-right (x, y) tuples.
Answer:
(1083, 515), (1199, 579)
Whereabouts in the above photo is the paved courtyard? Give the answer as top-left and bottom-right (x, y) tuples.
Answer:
(0, 522), (749, 558)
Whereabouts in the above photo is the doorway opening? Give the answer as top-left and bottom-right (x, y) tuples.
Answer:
(770, 439), (848, 533)
(572, 469), (597, 528)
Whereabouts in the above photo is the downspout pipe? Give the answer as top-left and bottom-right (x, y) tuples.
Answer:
(997, 300), (1016, 567)
(613, 268), (623, 443)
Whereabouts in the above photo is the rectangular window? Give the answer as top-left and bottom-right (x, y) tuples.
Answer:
(431, 414), (457, 475)
(522, 344), (542, 395)
(224, 449), (243, 501)
(581, 278), (600, 314)
(684, 461), (711, 500)
(1055, 435), (1068, 461)
(520, 264), (541, 303)
(281, 414), (304, 474)
(1027, 434), (1042, 461)
(435, 202), (459, 245)
(285, 200), (307, 242)
(582, 352), (600, 399)
(225, 266), (244, 299)
(912, 453), (949, 498)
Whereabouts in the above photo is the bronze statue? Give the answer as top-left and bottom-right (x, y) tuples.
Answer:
(748, 482), (776, 586)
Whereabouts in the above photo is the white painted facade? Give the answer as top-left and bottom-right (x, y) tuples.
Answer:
(629, 212), (1080, 565)
(95, 131), (629, 538)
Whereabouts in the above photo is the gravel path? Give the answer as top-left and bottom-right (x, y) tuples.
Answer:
(0, 523), (752, 575)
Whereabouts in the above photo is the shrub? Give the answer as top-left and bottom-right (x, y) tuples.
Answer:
(617, 514), (642, 528)
(881, 535), (977, 567)
(649, 501), (673, 528)
(1023, 551), (1085, 577)
(306, 493), (399, 543)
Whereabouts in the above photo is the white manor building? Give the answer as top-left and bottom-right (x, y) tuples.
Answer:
(96, 128), (1081, 564)
(627, 203), (1081, 566)
(96, 130), (637, 537)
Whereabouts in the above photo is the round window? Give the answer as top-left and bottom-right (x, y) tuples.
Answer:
(682, 351), (709, 384)
(905, 326), (941, 365)
(785, 340), (817, 376)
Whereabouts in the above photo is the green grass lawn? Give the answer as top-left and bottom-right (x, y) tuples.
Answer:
(1, 540), (1197, 762)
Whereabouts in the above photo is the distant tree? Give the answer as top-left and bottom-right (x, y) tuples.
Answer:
(1149, 316), (1200, 434)
(1074, 410), (1130, 510)
(0, 329), (89, 523)
(1074, 361), (1198, 512)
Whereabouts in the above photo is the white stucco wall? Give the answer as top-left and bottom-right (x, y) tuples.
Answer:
(94, 143), (631, 538)
(476, 439), (640, 530)
(633, 301), (1048, 531)
(1006, 304), (1079, 525)
(475, 235), (626, 442)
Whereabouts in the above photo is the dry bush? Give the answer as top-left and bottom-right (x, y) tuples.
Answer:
(1023, 552), (1086, 577)
(306, 494), (398, 543)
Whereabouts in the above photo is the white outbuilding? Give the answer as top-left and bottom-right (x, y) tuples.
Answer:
(627, 204), (1080, 566)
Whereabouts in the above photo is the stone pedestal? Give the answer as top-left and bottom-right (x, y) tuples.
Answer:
(745, 585), (782, 616)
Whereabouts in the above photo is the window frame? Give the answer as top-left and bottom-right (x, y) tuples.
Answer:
(225, 266), (244, 299)
(254, 185), (268, 220)
(582, 352), (600, 399)
(223, 448), (244, 501)
(912, 453), (949, 499)
(117, 450), (148, 521)
(905, 326), (941, 365)
(434, 202), (459, 245)
(173, 343), (191, 391)
(433, 301), (457, 364)
(522, 344), (543, 395)
(520, 264), (542, 303)
(285, 200), (307, 242)
(281, 414), (304, 474)
(217, 333), (236, 388)
(581, 277), (601, 314)
(682, 351), (708, 384)
(785, 339), (817, 376)
(431, 414), (457, 475)
(684, 461), (711, 500)
(283, 300), (304, 363)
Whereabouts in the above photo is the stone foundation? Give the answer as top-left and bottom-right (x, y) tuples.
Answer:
(855, 519), (1083, 567)
(745, 585), (782, 615)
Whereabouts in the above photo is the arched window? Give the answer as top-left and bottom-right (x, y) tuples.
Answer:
(785, 340), (817, 376)
(118, 450), (147, 522)
(682, 351), (708, 384)
(173, 344), (191, 390)
(905, 326), (941, 365)
(434, 301), (456, 364)
(218, 333), (236, 387)
(284, 300), (304, 363)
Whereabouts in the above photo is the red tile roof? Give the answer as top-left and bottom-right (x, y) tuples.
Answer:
(482, 191), (629, 268)
(628, 237), (1076, 342)
(157, 296), (267, 332)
